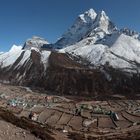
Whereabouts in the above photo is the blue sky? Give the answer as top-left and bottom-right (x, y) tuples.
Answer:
(0, 0), (140, 51)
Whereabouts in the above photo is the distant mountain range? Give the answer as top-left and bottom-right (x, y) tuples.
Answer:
(0, 9), (140, 98)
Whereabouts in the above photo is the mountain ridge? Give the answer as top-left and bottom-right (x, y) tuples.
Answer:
(0, 8), (140, 97)
(1, 8), (140, 73)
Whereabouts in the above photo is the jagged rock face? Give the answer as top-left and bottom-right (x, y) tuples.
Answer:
(55, 9), (117, 48)
(90, 10), (116, 34)
(120, 28), (140, 40)
(23, 36), (49, 50)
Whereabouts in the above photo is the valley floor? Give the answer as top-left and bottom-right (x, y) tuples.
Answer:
(0, 83), (140, 140)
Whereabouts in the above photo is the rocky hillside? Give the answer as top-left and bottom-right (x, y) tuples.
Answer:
(0, 38), (51, 86)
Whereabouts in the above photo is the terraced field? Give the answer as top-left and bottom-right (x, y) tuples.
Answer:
(0, 84), (140, 139)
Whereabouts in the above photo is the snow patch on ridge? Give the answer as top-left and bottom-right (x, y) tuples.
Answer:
(17, 50), (31, 67)
(41, 51), (51, 70)
(61, 33), (140, 73)
(0, 45), (23, 68)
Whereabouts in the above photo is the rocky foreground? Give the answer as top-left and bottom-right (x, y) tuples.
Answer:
(0, 83), (140, 140)
(0, 119), (41, 140)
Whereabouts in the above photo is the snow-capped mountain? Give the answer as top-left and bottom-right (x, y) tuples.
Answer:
(55, 9), (116, 48)
(0, 8), (140, 97)
(0, 45), (23, 68)
(0, 36), (50, 71)
(0, 38), (51, 85)
(61, 32), (140, 73)
(23, 36), (49, 50)
(1, 8), (140, 75)
(57, 9), (140, 73)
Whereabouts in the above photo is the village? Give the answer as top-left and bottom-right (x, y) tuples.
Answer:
(0, 83), (140, 139)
